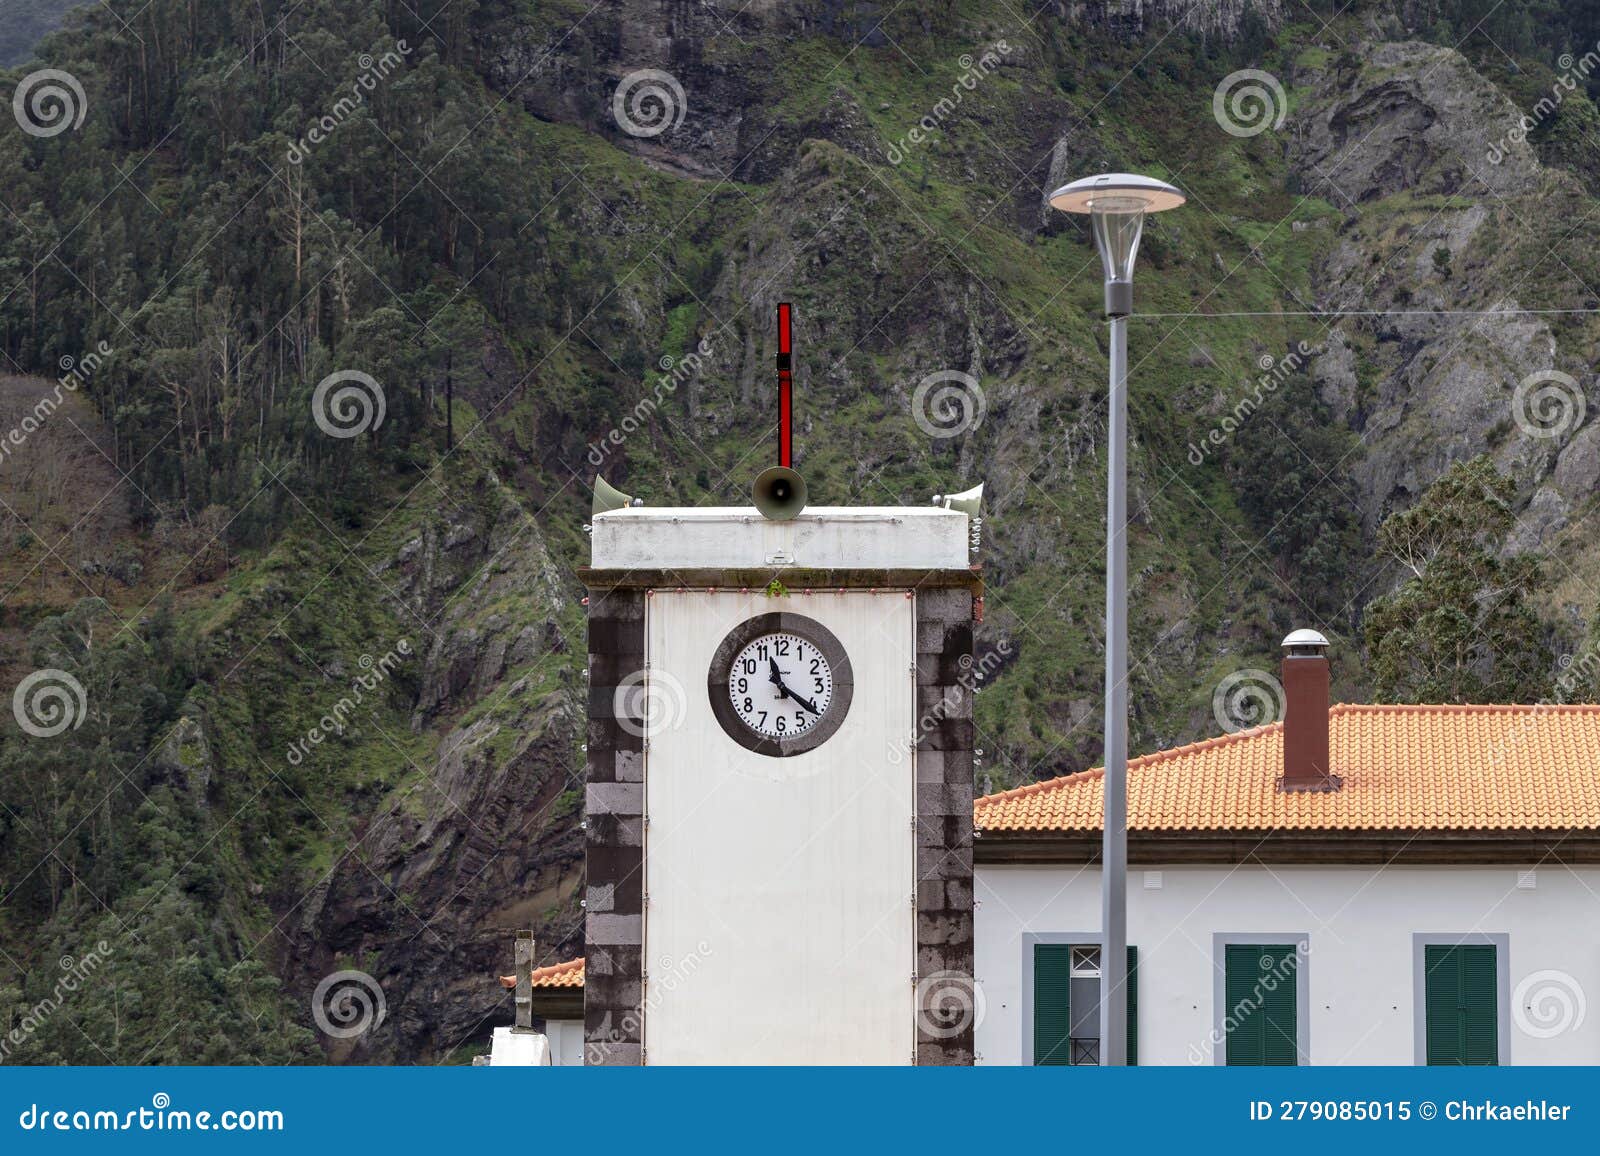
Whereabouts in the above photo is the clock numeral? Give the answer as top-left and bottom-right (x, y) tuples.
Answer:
(810, 658), (820, 675)
(775, 638), (790, 656)
(776, 716), (787, 732)
(743, 697), (753, 713)
(737, 677), (748, 693)
(742, 658), (756, 675)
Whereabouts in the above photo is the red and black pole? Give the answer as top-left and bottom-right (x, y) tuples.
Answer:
(751, 302), (808, 521)
(777, 302), (793, 469)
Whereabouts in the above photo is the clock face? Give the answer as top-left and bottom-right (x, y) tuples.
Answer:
(707, 612), (854, 757)
(725, 632), (835, 739)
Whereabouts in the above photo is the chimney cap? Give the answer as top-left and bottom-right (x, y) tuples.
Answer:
(1281, 628), (1330, 649)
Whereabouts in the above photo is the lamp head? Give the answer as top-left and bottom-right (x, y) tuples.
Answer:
(1048, 173), (1185, 314)
(1047, 173), (1187, 216)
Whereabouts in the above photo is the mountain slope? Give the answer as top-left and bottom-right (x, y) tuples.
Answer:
(1, 0), (1597, 1061)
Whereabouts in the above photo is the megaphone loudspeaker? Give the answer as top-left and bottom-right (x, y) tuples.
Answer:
(592, 476), (635, 518)
(753, 466), (808, 522)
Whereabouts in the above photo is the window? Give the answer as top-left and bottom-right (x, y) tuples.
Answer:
(1423, 944), (1498, 1065)
(1032, 943), (1137, 1065)
(1223, 944), (1298, 1066)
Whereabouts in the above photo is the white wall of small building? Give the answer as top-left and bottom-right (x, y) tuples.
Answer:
(544, 1020), (584, 1066)
(976, 862), (1600, 1065)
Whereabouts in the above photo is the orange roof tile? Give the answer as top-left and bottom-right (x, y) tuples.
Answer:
(499, 957), (584, 990)
(974, 704), (1600, 833)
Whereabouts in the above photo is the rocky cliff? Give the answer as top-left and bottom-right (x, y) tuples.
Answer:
(1290, 41), (1599, 557)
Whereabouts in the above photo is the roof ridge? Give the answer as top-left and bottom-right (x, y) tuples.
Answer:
(975, 719), (1281, 808)
(974, 766), (1102, 808)
(1331, 702), (1600, 714)
(531, 957), (584, 977)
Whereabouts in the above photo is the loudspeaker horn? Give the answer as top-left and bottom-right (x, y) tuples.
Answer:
(592, 476), (636, 518)
(937, 482), (984, 518)
(752, 466), (808, 522)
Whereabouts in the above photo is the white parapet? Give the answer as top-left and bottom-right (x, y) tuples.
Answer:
(590, 506), (972, 571)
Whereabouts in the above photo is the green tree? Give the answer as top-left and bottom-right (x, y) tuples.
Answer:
(1364, 457), (1552, 703)
(1228, 363), (1362, 618)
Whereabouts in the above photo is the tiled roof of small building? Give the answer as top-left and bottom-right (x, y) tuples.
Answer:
(974, 704), (1600, 833)
(499, 957), (585, 990)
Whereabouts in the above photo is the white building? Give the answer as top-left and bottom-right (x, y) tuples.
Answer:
(973, 632), (1600, 1066)
(497, 959), (584, 1066)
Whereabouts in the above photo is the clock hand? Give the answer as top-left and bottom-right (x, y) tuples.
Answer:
(768, 657), (788, 698)
(774, 675), (820, 715)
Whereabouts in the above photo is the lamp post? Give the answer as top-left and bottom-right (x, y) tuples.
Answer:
(1049, 173), (1184, 1067)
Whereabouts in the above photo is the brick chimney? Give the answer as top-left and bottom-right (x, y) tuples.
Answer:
(1278, 629), (1341, 792)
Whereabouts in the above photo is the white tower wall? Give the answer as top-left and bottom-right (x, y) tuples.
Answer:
(642, 589), (917, 1064)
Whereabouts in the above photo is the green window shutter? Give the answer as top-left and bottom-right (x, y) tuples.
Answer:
(1033, 944), (1072, 1065)
(1126, 945), (1139, 1067)
(1224, 946), (1262, 1065)
(1461, 946), (1498, 1064)
(1260, 947), (1299, 1066)
(1424, 946), (1460, 1063)
(1224, 944), (1298, 1066)
(1425, 945), (1498, 1065)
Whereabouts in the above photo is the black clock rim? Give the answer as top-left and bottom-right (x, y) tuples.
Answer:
(707, 612), (854, 758)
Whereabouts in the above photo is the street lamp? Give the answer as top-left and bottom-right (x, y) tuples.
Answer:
(1049, 172), (1184, 1067)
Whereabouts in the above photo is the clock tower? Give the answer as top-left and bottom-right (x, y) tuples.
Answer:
(579, 315), (981, 1065)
